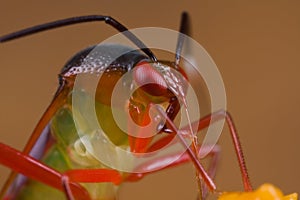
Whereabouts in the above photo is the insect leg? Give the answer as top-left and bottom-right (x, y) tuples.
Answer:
(130, 109), (253, 192)
(181, 110), (253, 192)
(125, 143), (220, 182)
(155, 105), (216, 191)
(61, 169), (122, 200)
(0, 142), (90, 200)
(62, 176), (75, 200)
(198, 145), (220, 199)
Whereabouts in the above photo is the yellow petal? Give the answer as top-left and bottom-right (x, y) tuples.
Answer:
(218, 183), (298, 200)
(283, 193), (298, 200)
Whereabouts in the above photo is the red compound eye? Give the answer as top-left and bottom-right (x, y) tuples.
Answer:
(133, 61), (168, 96)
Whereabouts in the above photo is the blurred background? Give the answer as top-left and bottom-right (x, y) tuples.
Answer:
(0, 0), (299, 199)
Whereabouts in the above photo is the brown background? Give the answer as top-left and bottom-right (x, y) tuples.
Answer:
(0, 0), (299, 199)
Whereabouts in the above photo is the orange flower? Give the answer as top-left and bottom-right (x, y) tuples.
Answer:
(218, 184), (298, 200)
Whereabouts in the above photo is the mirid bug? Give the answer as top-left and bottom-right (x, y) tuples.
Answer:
(0, 13), (252, 200)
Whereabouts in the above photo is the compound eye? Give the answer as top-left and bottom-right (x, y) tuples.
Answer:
(133, 61), (168, 96)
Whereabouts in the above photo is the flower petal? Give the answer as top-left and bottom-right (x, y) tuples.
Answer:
(218, 184), (298, 200)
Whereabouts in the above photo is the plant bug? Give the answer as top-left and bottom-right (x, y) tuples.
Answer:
(0, 12), (252, 200)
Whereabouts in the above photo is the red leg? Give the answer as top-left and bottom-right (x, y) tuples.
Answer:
(0, 142), (124, 200)
(125, 144), (220, 200)
(125, 144), (220, 183)
(200, 145), (220, 199)
(155, 105), (217, 192)
(185, 110), (253, 192)
(174, 110), (252, 192)
(61, 169), (122, 200)
(62, 169), (122, 200)
(64, 169), (122, 185)
(129, 109), (252, 192)
(149, 128), (221, 199)
(62, 176), (75, 200)
(0, 142), (90, 200)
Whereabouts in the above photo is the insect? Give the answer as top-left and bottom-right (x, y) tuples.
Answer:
(0, 13), (252, 200)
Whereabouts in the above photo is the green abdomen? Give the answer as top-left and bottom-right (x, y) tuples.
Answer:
(16, 103), (122, 200)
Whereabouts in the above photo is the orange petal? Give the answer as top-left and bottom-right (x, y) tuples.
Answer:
(218, 183), (298, 200)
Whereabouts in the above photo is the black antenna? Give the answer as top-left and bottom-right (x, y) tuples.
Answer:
(0, 15), (157, 62)
(175, 12), (190, 68)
